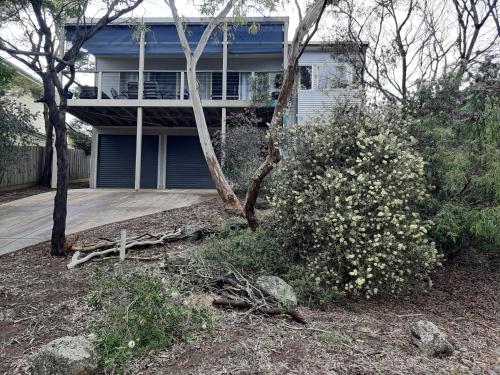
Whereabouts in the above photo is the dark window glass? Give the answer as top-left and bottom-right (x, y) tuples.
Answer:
(212, 72), (222, 99)
(211, 72), (240, 100)
(299, 66), (312, 90)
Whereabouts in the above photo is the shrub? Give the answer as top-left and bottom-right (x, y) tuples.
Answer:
(213, 109), (268, 193)
(409, 60), (500, 259)
(88, 270), (212, 373)
(197, 225), (287, 277)
(270, 105), (439, 298)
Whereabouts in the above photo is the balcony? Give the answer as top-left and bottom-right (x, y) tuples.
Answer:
(67, 70), (282, 108)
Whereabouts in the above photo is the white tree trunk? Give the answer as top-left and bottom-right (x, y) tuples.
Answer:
(166, 0), (242, 211)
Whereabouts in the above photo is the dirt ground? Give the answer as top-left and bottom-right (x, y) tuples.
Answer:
(0, 198), (498, 375)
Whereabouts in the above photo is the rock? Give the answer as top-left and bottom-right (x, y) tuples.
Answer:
(182, 224), (209, 242)
(255, 197), (272, 210)
(183, 293), (216, 309)
(256, 276), (297, 307)
(30, 336), (97, 375)
(409, 320), (454, 356)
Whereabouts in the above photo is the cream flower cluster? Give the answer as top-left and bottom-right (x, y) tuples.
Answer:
(272, 108), (438, 298)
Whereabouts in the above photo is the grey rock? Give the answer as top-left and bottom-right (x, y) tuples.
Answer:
(410, 320), (454, 356)
(256, 276), (297, 307)
(182, 224), (208, 242)
(30, 336), (97, 375)
(255, 197), (272, 210)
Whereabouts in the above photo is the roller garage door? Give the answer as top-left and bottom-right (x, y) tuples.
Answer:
(166, 136), (215, 189)
(97, 134), (159, 188)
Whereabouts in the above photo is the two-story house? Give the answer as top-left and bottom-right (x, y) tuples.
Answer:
(64, 17), (364, 190)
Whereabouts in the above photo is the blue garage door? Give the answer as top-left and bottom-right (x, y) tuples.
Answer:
(166, 136), (215, 189)
(97, 134), (159, 188)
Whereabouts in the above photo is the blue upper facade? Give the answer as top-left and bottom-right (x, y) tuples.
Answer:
(65, 20), (285, 56)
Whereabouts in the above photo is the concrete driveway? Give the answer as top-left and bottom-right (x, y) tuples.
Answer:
(0, 189), (216, 256)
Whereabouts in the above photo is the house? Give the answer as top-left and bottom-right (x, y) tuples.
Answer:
(0, 57), (46, 145)
(64, 17), (364, 190)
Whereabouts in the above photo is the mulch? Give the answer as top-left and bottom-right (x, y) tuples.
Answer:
(0, 197), (498, 374)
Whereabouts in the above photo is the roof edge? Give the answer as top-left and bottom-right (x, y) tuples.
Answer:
(65, 16), (289, 26)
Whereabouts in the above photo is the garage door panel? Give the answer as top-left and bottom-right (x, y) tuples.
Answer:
(140, 136), (159, 189)
(166, 136), (215, 189)
(97, 134), (158, 188)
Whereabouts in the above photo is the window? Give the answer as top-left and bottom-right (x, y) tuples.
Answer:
(318, 64), (349, 89)
(211, 72), (240, 100)
(269, 72), (282, 100)
(299, 66), (312, 90)
(119, 72), (139, 94)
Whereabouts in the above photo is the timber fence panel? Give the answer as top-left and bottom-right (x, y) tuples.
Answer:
(0, 146), (90, 191)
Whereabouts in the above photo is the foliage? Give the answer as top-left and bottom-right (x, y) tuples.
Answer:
(0, 61), (15, 95)
(270, 105), (439, 298)
(409, 59), (500, 258)
(213, 109), (268, 193)
(88, 269), (213, 374)
(197, 225), (288, 277)
(0, 68), (37, 184)
(68, 119), (92, 155)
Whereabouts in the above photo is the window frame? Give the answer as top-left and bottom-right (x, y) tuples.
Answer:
(316, 63), (351, 90)
(298, 65), (313, 91)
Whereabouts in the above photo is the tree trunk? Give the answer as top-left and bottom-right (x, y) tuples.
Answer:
(185, 63), (242, 212)
(50, 108), (68, 256)
(243, 64), (298, 229)
(242, 0), (329, 230)
(44, 75), (68, 256)
(39, 103), (53, 186)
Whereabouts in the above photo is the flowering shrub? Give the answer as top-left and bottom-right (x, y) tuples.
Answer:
(271, 106), (439, 298)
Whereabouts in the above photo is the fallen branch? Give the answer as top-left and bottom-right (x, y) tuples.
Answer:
(72, 233), (153, 252)
(67, 229), (182, 269)
(71, 240), (114, 252)
(213, 297), (307, 324)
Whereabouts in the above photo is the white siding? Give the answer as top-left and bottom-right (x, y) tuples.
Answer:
(296, 51), (363, 124)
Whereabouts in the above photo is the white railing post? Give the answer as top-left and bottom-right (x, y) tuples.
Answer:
(138, 27), (145, 100)
(180, 71), (185, 100)
(97, 72), (102, 100)
(221, 22), (228, 164)
(222, 22), (228, 102)
(283, 20), (288, 70)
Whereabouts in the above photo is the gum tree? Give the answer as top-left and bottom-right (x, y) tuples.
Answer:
(164, 0), (332, 223)
(0, 0), (144, 255)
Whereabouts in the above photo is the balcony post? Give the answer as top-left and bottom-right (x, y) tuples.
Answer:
(97, 72), (102, 100)
(134, 107), (143, 191)
(222, 22), (228, 101)
(180, 71), (185, 100)
(138, 27), (145, 100)
(283, 20), (288, 70)
(221, 22), (228, 164)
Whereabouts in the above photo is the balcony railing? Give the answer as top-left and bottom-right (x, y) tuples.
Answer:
(67, 70), (282, 103)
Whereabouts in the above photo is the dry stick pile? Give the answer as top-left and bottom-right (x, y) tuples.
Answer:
(67, 229), (183, 269)
(167, 256), (307, 324)
(66, 226), (306, 324)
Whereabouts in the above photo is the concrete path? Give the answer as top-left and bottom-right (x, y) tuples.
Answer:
(0, 189), (216, 256)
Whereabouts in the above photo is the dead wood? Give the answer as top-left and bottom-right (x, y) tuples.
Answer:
(213, 297), (307, 324)
(71, 240), (115, 252)
(66, 229), (182, 269)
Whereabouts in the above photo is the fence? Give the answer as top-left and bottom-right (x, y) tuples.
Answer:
(0, 146), (90, 191)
